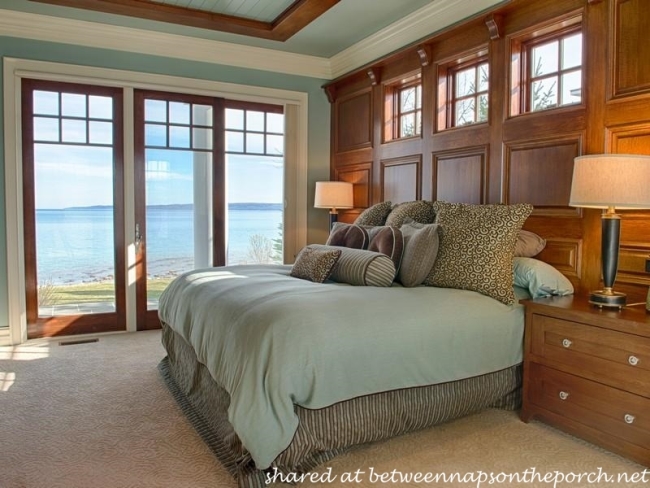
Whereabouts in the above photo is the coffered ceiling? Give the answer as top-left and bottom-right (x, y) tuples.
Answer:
(0, 0), (508, 78)
(28, 0), (341, 41)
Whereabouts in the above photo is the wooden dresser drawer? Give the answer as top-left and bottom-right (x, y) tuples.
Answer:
(528, 363), (650, 451)
(530, 314), (650, 397)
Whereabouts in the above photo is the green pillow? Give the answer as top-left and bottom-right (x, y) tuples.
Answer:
(513, 257), (574, 298)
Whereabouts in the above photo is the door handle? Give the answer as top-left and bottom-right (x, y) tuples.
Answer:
(135, 223), (143, 252)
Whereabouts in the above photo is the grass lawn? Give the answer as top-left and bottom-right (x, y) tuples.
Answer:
(41, 278), (174, 305)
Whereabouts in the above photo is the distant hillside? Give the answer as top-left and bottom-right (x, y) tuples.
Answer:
(44, 203), (283, 211)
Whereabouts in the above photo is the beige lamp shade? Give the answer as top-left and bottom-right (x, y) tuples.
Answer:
(569, 154), (650, 209)
(314, 181), (354, 209)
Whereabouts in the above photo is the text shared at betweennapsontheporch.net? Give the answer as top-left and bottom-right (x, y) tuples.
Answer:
(265, 467), (650, 487)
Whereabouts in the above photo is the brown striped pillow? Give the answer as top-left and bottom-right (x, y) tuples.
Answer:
(310, 245), (396, 287)
(326, 222), (370, 249)
(368, 226), (404, 272)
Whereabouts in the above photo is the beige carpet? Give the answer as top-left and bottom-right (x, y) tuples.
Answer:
(0, 331), (647, 488)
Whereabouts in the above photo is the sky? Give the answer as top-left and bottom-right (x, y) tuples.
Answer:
(32, 92), (284, 209)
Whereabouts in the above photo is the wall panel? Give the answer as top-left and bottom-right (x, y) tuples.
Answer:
(432, 147), (487, 204)
(380, 156), (421, 203)
(325, 0), (650, 298)
(334, 89), (372, 153)
(611, 0), (650, 97)
(504, 136), (582, 216)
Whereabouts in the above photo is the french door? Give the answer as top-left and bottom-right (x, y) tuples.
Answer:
(22, 81), (285, 337)
(22, 79), (126, 338)
(133, 90), (225, 330)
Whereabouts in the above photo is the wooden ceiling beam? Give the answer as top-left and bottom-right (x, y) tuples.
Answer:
(28, 0), (339, 41)
(272, 0), (340, 41)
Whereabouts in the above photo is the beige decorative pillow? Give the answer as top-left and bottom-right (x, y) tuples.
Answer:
(398, 222), (440, 287)
(354, 201), (393, 226)
(326, 222), (370, 249)
(310, 245), (396, 287)
(290, 245), (342, 283)
(368, 226), (404, 271)
(425, 202), (533, 305)
(385, 200), (436, 227)
(515, 230), (546, 257)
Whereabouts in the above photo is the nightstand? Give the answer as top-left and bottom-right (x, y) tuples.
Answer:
(521, 296), (650, 467)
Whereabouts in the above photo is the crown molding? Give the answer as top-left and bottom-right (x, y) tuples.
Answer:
(0, 9), (332, 79)
(329, 0), (505, 79)
(0, 1), (506, 82)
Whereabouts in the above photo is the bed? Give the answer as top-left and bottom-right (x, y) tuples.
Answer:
(156, 201), (572, 487)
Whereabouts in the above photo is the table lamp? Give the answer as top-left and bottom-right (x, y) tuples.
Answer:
(314, 181), (354, 231)
(569, 154), (650, 308)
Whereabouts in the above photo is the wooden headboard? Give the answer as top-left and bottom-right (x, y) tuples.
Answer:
(324, 0), (650, 302)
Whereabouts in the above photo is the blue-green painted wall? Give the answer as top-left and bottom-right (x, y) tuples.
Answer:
(0, 36), (331, 328)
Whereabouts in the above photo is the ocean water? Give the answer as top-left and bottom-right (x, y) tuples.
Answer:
(35, 205), (283, 285)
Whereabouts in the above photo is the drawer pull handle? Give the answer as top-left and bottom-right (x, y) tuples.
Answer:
(562, 339), (572, 348)
(559, 391), (570, 400)
(624, 414), (635, 424)
(628, 356), (639, 366)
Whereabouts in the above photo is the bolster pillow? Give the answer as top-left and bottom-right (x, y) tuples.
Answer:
(310, 244), (396, 287)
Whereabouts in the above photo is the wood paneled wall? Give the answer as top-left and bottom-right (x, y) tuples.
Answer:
(324, 0), (650, 301)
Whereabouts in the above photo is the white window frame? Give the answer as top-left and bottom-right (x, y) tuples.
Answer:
(3, 57), (308, 345)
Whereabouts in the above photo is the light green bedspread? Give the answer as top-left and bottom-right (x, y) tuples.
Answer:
(158, 265), (526, 469)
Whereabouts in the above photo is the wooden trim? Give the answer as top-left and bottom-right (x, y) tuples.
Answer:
(224, 99), (284, 114)
(367, 69), (379, 86)
(416, 46), (430, 67)
(213, 97), (227, 268)
(28, 0), (339, 42)
(485, 14), (503, 40)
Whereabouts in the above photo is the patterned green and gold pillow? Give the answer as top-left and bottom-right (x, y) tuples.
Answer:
(424, 202), (533, 305)
(354, 201), (393, 226)
(290, 245), (342, 283)
(385, 200), (436, 227)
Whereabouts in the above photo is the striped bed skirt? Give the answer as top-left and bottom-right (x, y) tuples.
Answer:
(159, 323), (522, 488)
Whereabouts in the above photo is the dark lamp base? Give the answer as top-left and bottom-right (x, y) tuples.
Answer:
(589, 290), (626, 309)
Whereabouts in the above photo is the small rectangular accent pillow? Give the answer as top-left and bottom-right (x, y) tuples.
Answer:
(310, 244), (396, 287)
(515, 230), (546, 257)
(397, 222), (440, 287)
(290, 245), (341, 283)
(513, 257), (574, 298)
(425, 202), (533, 305)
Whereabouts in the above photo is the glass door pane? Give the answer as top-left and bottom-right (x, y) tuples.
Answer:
(225, 107), (284, 265)
(22, 81), (125, 338)
(35, 145), (117, 316)
(137, 95), (214, 314)
(144, 148), (213, 309)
